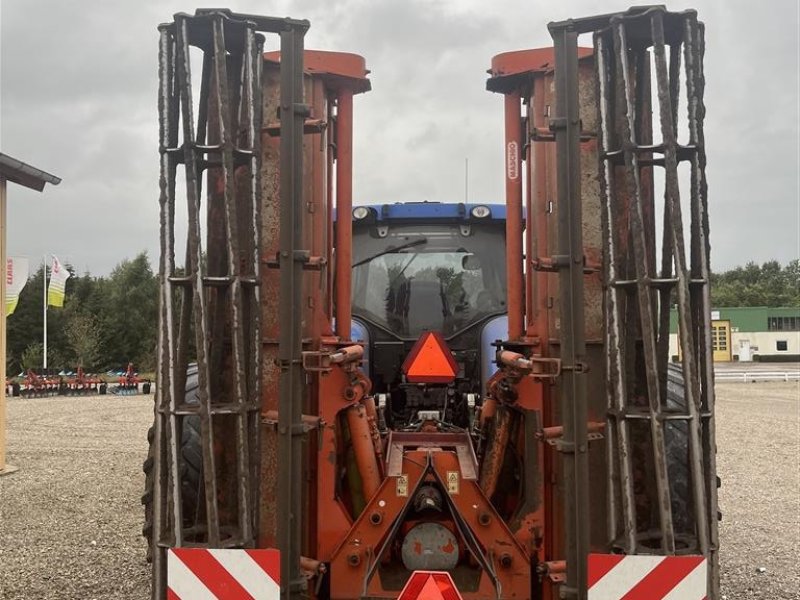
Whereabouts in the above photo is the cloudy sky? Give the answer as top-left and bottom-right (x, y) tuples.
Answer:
(1, 0), (798, 275)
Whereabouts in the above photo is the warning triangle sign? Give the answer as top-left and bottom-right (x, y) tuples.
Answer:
(402, 331), (458, 384)
(398, 571), (463, 600)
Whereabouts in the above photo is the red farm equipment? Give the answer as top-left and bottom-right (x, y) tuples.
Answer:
(111, 363), (152, 396)
(62, 366), (106, 396)
(20, 369), (60, 397)
(147, 7), (719, 600)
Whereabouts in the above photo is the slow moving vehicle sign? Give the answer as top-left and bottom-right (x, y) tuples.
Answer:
(402, 331), (459, 384)
(398, 571), (464, 600)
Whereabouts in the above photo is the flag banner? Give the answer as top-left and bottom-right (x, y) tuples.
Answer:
(6, 257), (30, 316)
(47, 256), (70, 308)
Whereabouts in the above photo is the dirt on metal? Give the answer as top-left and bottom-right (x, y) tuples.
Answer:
(0, 383), (796, 598)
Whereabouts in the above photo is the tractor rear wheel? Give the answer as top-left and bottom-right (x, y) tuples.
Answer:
(665, 363), (692, 535)
(664, 363), (720, 537)
(142, 367), (203, 561)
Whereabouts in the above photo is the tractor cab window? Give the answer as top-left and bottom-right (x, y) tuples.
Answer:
(351, 223), (506, 338)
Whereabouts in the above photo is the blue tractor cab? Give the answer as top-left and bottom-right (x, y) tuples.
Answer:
(346, 201), (508, 429)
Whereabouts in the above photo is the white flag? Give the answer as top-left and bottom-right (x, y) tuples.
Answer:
(6, 257), (30, 316)
(47, 256), (70, 308)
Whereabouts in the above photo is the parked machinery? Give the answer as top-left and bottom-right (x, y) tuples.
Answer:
(20, 369), (60, 397)
(111, 363), (152, 395)
(147, 7), (718, 600)
(61, 367), (107, 396)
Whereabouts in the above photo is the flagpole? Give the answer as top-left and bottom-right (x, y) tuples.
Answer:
(43, 254), (47, 371)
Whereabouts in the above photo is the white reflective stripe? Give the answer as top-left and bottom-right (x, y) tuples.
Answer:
(589, 555), (666, 599)
(661, 560), (707, 600)
(208, 549), (280, 600)
(167, 551), (217, 600)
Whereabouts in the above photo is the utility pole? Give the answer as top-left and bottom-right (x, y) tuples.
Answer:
(464, 157), (469, 203)
(43, 254), (47, 370)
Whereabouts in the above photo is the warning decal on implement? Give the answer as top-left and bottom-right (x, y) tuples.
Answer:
(168, 548), (280, 599)
(588, 554), (707, 599)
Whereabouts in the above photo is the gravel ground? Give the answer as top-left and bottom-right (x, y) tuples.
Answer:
(0, 394), (153, 599)
(716, 382), (800, 599)
(1, 384), (798, 599)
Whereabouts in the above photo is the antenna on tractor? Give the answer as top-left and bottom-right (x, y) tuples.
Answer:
(464, 157), (469, 202)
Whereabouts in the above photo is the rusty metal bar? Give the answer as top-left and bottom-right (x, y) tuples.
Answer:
(211, 14), (254, 547)
(153, 24), (179, 599)
(277, 22), (309, 600)
(594, 32), (637, 555)
(539, 422), (605, 440)
(326, 98), (335, 322)
(247, 28), (265, 533)
(330, 344), (364, 364)
(551, 7), (718, 598)
(175, 12), (222, 549)
(549, 24), (590, 599)
(610, 16), (676, 553)
(529, 75), (551, 343)
(591, 8), (718, 596)
(478, 404), (513, 500)
(655, 38), (680, 398)
(504, 92), (525, 339)
(650, 9), (709, 556)
(684, 15), (720, 596)
(153, 11), (285, 600)
(346, 403), (382, 501)
(334, 89), (354, 340)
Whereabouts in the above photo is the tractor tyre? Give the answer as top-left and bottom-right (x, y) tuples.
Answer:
(142, 382), (152, 395)
(664, 363), (692, 535)
(99, 383), (107, 395)
(664, 363), (720, 536)
(142, 365), (203, 562)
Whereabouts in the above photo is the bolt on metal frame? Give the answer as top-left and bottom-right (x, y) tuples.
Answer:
(153, 10), (308, 600)
(549, 6), (718, 600)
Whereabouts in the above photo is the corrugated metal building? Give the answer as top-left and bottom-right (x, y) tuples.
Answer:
(669, 307), (800, 362)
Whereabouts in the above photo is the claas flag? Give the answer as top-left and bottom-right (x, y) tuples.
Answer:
(6, 257), (30, 316)
(47, 255), (70, 308)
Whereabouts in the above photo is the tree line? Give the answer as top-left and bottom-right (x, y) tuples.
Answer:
(6, 252), (158, 375)
(710, 259), (799, 308)
(5, 254), (797, 375)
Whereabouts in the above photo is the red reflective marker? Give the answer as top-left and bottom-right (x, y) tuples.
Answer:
(402, 331), (458, 384)
(398, 571), (463, 600)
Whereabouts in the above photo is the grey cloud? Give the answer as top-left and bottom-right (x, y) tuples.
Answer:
(1, 0), (797, 275)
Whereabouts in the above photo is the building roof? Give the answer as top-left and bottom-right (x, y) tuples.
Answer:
(0, 153), (61, 192)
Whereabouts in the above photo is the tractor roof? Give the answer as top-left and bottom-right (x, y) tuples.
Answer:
(347, 202), (507, 222)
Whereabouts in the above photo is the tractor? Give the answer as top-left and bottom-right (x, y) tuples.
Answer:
(146, 7), (719, 600)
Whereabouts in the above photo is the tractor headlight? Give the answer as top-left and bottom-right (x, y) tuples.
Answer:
(353, 206), (371, 220)
(471, 205), (491, 218)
